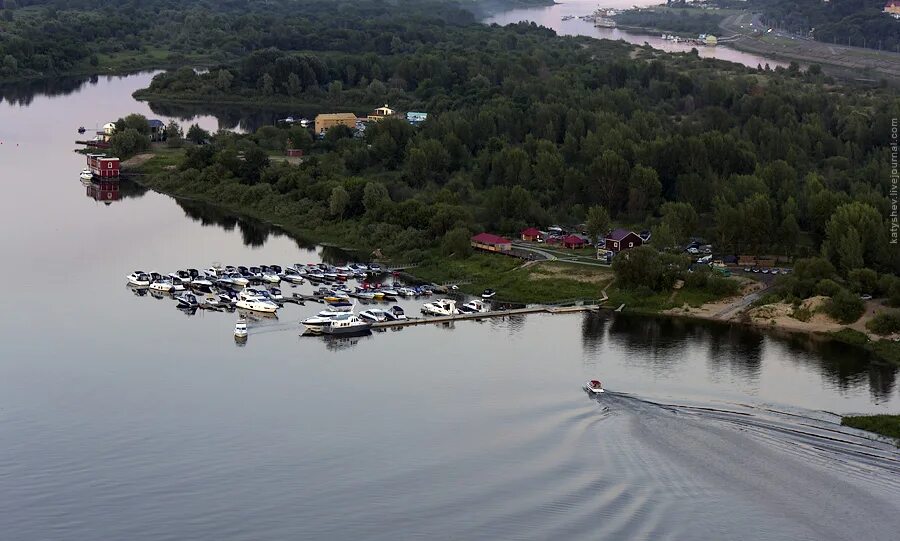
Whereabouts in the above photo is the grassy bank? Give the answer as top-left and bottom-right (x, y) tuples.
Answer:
(828, 329), (900, 367)
(841, 415), (900, 443)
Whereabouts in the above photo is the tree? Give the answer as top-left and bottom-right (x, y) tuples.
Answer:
(363, 181), (390, 217)
(825, 289), (865, 324)
(285, 73), (302, 96)
(109, 128), (149, 159)
(287, 126), (313, 151)
(116, 113), (150, 136)
(585, 206), (610, 244)
(186, 124), (210, 145)
(329, 185), (349, 219)
(822, 202), (888, 273)
(626, 165), (662, 219)
(612, 245), (686, 291)
(590, 149), (630, 213)
(658, 201), (698, 246)
(441, 227), (472, 258)
(216, 69), (234, 91)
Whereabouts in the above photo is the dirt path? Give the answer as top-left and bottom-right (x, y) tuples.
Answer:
(119, 152), (154, 170)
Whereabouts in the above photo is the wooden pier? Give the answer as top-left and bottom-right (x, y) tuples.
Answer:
(371, 304), (600, 329)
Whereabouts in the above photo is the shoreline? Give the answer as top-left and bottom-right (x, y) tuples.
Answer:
(125, 162), (899, 366)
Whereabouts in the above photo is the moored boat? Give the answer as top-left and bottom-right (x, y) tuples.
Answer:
(321, 313), (371, 336)
(126, 271), (151, 287)
(422, 298), (458, 316)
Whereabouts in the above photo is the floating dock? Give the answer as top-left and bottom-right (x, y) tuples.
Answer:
(371, 304), (600, 329)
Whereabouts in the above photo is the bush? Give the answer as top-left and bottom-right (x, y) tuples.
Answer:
(825, 289), (865, 324)
(848, 268), (878, 294)
(440, 227), (472, 258)
(815, 278), (842, 297)
(866, 310), (900, 336)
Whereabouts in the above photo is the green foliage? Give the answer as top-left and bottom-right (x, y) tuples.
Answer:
(830, 328), (870, 346)
(186, 124), (209, 145)
(441, 227), (473, 258)
(612, 246), (688, 292)
(109, 128), (149, 159)
(585, 206), (610, 244)
(825, 289), (865, 324)
(614, 8), (724, 36)
(866, 311), (900, 336)
(841, 415), (900, 442)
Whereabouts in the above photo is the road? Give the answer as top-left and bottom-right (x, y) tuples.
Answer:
(720, 11), (900, 85)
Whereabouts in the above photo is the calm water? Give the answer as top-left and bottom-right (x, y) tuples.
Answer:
(1, 70), (898, 540)
(486, 0), (787, 68)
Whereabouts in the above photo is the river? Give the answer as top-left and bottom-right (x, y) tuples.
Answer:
(1, 68), (898, 540)
(485, 0), (787, 69)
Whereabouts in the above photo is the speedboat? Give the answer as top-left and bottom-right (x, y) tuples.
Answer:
(235, 291), (278, 313)
(460, 299), (489, 313)
(301, 314), (336, 330)
(176, 293), (199, 307)
(234, 319), (248, 338)
(422, 298), (458, 316)
(282, 268), (306, 284)
(380, 288), (399, 296)
(397, 287), (416, 297)
(260, 269), (281, 284)
(226, 273), (249, 287)
(269, 287), (284, 301)
(80, 168), (93, 181)
(585, 380), (605, 394)
(384, 305), (407, 321)
(126, 271), (151, 287)
(481, 289), (496, 299)
(149, 279), (175, 293)
(318, 307), (352, 317)
(359, 309), (387, 322)
(190, 279), (215, 293)
(321, 313), (371, 336)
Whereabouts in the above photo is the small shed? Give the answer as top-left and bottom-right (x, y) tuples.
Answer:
(521, 227), (542, 242)
(562, 235), (588, 249)
(471, 233), (512, 253)
(605, 229), (642, 253)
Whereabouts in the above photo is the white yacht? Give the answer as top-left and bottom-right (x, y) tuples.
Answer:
(80, 168), (93, 181)
(461, 299), (489, 313)
(359, 309), (387, 322)
(235, 291), (278, 313)
(234, 319), (248, 338)
(149, 279), (175, 293)
(126, 271), (151, 287)
(321, 313), (371, 336)
(421, 298), (458, 316)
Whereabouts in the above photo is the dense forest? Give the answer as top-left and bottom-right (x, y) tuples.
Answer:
(734, 0), (900, 51)
(120, 2), (899, 305)
(613, 8), (724, 36)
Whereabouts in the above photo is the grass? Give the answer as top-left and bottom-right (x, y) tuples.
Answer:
(413, 256), (612, 304)
(132, 146), (185, 175)
(828, 328), (900, 367)
(841, 415), (900, 443)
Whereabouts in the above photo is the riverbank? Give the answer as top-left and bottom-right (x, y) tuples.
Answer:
(842, 415), (900, 444)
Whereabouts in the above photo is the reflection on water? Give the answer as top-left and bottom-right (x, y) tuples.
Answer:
(583, 312), (897, 403)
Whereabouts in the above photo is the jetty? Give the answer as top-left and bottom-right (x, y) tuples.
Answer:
(371, 304), (600, 329)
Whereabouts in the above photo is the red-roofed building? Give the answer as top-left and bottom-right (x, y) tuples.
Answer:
(471, 232), (512, 253)
(562, 235), (588, 249)
(521, 227), (542, 241)
(605, 228), (643, 253)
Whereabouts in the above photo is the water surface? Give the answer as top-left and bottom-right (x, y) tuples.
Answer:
(0, 71), (896, 541)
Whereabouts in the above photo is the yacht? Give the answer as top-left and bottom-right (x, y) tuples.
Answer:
(302, 314), (336, 331)
(190, 279), (215, 293)
(259, 268), (281, 284)
(235, 291), (278, 313)
(321, 313), (371, 336)
(149, 279), (175, 293)
(359, 309), (387, 322)
(384, 305), (407, 321)
(80, 168), (93, 181)
(126, 271), (151, 287)
(422, 298), (458, 316)
(460, 299), (489, 313)
(282, 268), (306, 284)
(175, 293), (199, 307)
(234, 319), (248, 338)
(226, 273), (250, 287)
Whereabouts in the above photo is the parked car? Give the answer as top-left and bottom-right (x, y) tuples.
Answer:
(743, 267), (751, 273)
(860, 294), (873, 301)
(687, 247), (699, 254)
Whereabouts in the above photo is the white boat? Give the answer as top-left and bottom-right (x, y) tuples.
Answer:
(225, 273), (249, 287)
(234, 319), (248, 338)
(176, 293), (199, 307)
(268, 287), (284, 301)
(481, 289), (496, 299)
(126, 271), (151, 287)
(80, 168), (93, 181)
(397, 287), (416, 297)
(359, 309), (387, 322)
(461, 299), (489, 313)
(321, 313), (372, 336)
(318, 308), (351, 317)
(302, 314), (336, 330)
(190, 279), (215, 293)
(422, 298), (458, 316)
(149, 279), (175, 293)
(260, 271), (281, 284)
(585, 380), (605, 394)
(236, 297), (278, 313)
(384, 306), (407, 321)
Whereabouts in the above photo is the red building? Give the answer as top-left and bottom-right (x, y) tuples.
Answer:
(86, 154), (120, 178)
(520, 227), (542, 241)
(562, 234), (588, 249)
(86, 180), (120, 203)
(605, 228), (643, 252)
(471, 232), (512, 253)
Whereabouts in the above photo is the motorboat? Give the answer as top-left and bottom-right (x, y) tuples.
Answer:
(384, 305), (407, 321)
(127, 271), (151, 287)
(317, 307), (351, 317)
(397, 287), (416, 297)
(354, 290), (376, 300)
(190, 279), (215, 293)
(187, 268), (201, 280)
(481, 289), (497, 299)
(268, 265), (283, 274)
(302, 314), (336, 330)
(226, 273), (249, 287)
(321, 313), (372, 336)
(260, 270), (281, 284)
(78, 126), (86, 134)
(282, 268), (306, 284)
(380, 288), (399, 296)
(236, 297), (278, 313)
(205, 266), (224, 279)
(422, 298), (458, 316)
(460, 299), (489, 313)
(269, 288), (284, 301)
(585, 380), (605, 394)
(359, 309), (387, 322)
(234, 319), (248, 338)
(176, 293), (199, 307)
(149, 279), (175, 293)
(80, 168), (93, 181)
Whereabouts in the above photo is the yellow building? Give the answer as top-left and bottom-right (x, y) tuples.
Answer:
(704, 35), (718, 46)
(367, 104), (397, 122)
(314, 113), (357, 134)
